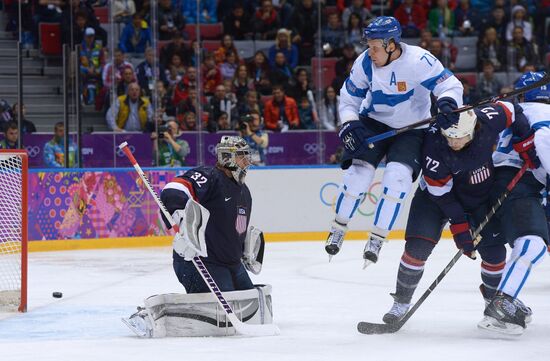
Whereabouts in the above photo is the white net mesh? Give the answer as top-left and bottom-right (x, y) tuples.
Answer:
(0, 153), (24, 310)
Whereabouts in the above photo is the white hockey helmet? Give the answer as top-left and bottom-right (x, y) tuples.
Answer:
(216, 136), (251, 184)
(441, 110), (477, 140)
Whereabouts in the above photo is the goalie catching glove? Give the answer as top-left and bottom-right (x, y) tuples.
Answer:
(242, 226), (265, 275)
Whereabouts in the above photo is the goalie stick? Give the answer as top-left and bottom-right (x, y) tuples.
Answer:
(365, 72), (550, 148)
(118, 142), (280, 337)
(357, 162), (529, 335)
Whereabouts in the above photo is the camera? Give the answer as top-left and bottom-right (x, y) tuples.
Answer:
(158, 124), (169, 139)
(238, 114), (253, 131)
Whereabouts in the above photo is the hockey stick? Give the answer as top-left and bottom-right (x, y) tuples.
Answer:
(357, 162), (529, 335)
(118, 142), (280, 337)
(365, 73), (550, 148)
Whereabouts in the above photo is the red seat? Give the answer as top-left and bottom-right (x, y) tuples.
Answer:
(203, 40), (220, 52)
(39, 23), (62, 56)
(185, 23), (223, 41)
(94, 7), (109, 24)
(456, 72), (477, 87)
(311, 57), (338, 89)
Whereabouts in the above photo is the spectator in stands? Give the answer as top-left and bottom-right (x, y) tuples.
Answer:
(297, 96), (318, 130)
(477, 27), (506, 72)
(248, 51), (271, 90)
(182, 0), (217, 24)
(335, 43), (358, 77)
(429, 39), (456, 70)
(332, 60), (353, 93)
(345, 12), (367, 54)
(202, 53), (222, 96)
(178, 111), (197, 131)
(0, 99), (13, 132)
(209, 85), (237, 129)
(269, 52), (293, 87)
(117, 66), (137, 96)
(321, 12), (346, 57)
(287, 68), (316, 111)
(454, 0), (480, 36)
(160, 31), (192, 68)
(238, 110), (269, 166)
(275, 0), (294, 28)
(371, 0), (392, 16)
(172, 66), (198, 107)
(238, 90), (262, 117)
(113, 0), (137, 24)
(214, 34), (239, 64)
(289, 0), (318, 64)
(176, 87), (209, 122)
(220, 51), (239, 81)
(62, 1), (107, 46)
(507, 26), (538, 72)
(476, 61), (502, 99)
(154, 80), (174, 117)
(0, 122), (18, 149)
(459, 77), (479, 104)
(418, 28), (433, 49)
(394, 0), (427, 37)
(80, 27), (105, 105)
(342, 0), (374, 30)
(106, 82), (153, 132)
(118, 13), (151, 55)
(11, 103), (36, 134)
(157, 0), (184, 40)
(136, 47), (168, 99)
(43, 122), (77, 168)
(223, 3), (253, 40)
(165, 53), (187, 88)
(233, 65), (255, 105)
(263, 85), (299, 131)
(482, 7), (507, 40)
(268, 28), (298, 70)
(151, 119), (190, 166)
(428, 0), (456, 37)
(254, 0), (281, 40)
(319, 86), (340, 131)
(506, 5), (533, 42)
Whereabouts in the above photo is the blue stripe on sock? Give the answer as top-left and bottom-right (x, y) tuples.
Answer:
(499, 239), (530, 292)
(513, 243), (546, 298)
(374, 199), (384, 225)
(335, 185), (346, 214)
(349, 193), (364, 218)
(388, 203), (401, 230)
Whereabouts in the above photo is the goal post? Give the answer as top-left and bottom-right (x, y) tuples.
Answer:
(0, 149), (28, 313)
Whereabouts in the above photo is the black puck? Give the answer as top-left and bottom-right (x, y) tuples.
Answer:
(52, 292), (63, 298)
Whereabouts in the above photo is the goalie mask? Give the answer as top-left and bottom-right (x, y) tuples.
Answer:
(441, 110), (477, 140)
(216, 136), (252, 184)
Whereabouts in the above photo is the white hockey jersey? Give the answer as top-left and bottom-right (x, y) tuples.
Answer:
(339, 42), (464, 128)
(493, 102), (550, 185)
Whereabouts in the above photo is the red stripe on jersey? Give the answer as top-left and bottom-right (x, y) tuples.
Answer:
(496, 101), (513, 127)
(171, 178), (198, 202)
(424, 174), (452, 187)
(481, 261), (505, 272)
(401, 252), (426, 267)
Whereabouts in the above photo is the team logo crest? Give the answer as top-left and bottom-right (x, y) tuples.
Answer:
(469, 165), (491, 185)
(397, 81), (407, 92)
(235, 206), (248, 235)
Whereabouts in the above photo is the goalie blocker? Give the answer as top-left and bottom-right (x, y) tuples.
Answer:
(123, 284), (274, 337)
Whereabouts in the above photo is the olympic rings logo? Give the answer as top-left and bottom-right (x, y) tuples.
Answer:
(25, 146), (40, 158)
(116, 144), (135, 157)
(207, 144), (217, 156)
(319, 181), (381, 217)
(303, 143), (326, 155)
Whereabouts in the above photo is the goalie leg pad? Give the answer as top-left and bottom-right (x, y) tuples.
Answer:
(128, 285), (274, 337)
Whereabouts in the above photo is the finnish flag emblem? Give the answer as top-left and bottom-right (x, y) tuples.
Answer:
(235, 206), (248, 235)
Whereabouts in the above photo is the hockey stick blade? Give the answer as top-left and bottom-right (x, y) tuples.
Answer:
(357, 321), (402, 334)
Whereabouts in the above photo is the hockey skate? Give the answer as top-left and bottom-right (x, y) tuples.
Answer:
(363, 233), (386, 268)
(479, 284), (532, 324)
(325, 221), (348, 261)
(477, 293), (526, 336)
(122, 307), (153, 338)
(383, 294), (410, 324)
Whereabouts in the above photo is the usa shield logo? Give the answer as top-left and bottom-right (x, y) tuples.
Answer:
(235, 206), (248, 235)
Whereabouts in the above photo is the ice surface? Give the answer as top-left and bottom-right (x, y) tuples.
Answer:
(1, 240), (549, 361)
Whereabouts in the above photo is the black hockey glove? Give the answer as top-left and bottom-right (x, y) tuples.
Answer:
(338, 120), (369, 156)
(450, 222), (476, 260)
(513, 131), (540, 169)
(435, 97), (459, 130)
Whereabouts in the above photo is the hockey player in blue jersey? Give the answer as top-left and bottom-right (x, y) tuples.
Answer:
(381, 100), (536, 328)
(477, 72), (550, 335)
(325, 16), (464, 267)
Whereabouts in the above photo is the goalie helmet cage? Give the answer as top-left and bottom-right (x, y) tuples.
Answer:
(0, 150), (28, 313)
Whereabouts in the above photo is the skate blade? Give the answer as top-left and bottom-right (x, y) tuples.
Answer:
(328, 255), (333, 263)
(363, 259), (374, 269)
(121, 317), (149, 338)
(477, 316), (524, 336)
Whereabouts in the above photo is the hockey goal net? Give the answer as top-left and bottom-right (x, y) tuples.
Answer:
(0, 150), (28, 312)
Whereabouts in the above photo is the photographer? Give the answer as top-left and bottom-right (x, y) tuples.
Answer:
(152, 120), (190, 167)
(238, 110), (269, 166)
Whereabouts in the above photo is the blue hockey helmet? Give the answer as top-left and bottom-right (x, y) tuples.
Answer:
(514, 71), (550, 102)
(363, 16), (402, 46)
